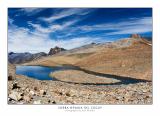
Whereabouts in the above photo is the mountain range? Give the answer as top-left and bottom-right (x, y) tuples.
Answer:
(8, 46), (66, 64)
(8, 34), (152, 68)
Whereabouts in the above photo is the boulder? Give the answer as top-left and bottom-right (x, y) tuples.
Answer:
(33, 100), (41, 104)
(12, 83), (20, 90)
(40, 90), (46, 96)
(29, 90), (35, 96)
(23, 95), (32, 102)
(8, 63), (16, 81)
(8, 75), (15, 81)
(9, 91), (22, 101)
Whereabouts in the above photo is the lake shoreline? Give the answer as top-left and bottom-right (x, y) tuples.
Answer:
(8, 64), (152, 104)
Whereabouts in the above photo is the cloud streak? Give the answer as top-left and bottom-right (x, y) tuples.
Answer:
(77, 17), (152, 35)
(39, 8), (93, 23)
(46, 16), (152, 39)
(8, 8), (152, 53)
(18, 8), (44, 16)
(8, 21), (100, 53)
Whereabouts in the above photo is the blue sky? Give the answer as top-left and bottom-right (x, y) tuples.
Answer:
(8, 8), (152, 53)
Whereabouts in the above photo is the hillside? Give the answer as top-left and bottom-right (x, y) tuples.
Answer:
(24, 36), (152, 81)
(75, 38), (152, 81)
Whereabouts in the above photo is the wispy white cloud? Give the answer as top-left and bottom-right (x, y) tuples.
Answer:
(77, 17), (152, 35)
(8, 21), (100, 53)
(106, 17), (152, 35)
(28, 22), (61, 34)
(49, 16), (152, 39)
(18, 8), (44, 16)
(39, 8), (93, 23)
(8, 18), (14, 24)
(28, 18), (79, 36)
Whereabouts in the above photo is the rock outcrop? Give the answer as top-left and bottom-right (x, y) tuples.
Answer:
(8, 63), (16, 81)
(130, 34), (141, 39)
(48, 46), (66, 55)
(130, 34), (152, 46)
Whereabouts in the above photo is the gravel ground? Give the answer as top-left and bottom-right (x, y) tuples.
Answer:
(8, 75), (152, 105)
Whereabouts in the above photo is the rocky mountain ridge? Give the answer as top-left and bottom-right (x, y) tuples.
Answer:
(48, 46), (66, 55)
(8, 34), (151, 64)
(8, 46), (66, 64)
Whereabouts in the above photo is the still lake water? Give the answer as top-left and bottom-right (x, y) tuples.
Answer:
(16, 65), (148, 85)
(16, 65), (77, 80)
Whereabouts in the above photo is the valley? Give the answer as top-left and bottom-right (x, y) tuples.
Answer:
(8, 35), (152, 104)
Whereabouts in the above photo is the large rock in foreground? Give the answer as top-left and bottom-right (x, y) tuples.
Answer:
(8, 63), (16, 81)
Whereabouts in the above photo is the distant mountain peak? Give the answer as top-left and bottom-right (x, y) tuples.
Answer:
(130, 34), (141, 39)
(9, 52), (15, 55)
(48, 46), (66, 55)
(8, 52), (47, 64)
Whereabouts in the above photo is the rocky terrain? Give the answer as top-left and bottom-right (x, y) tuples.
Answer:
(8, 74), (152, 104)
(8, 34), (152, 104)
